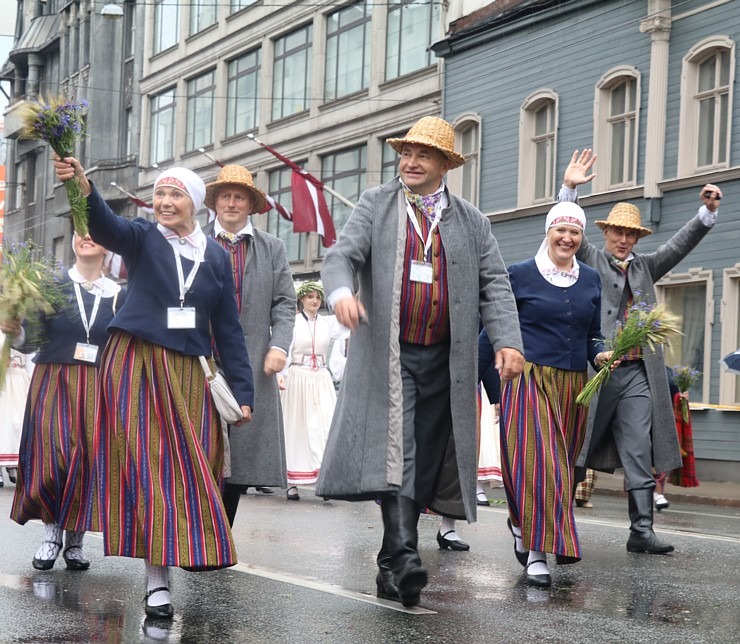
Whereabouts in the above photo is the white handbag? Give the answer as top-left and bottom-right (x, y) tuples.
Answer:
(199, 356), (243, 424)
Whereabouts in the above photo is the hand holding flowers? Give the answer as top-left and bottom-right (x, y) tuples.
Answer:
(671, 365), (701, 422)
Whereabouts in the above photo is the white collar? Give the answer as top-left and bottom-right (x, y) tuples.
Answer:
(157, 221), (207, 262)
(68, 266), (121, 298)
(214, 217), (253, 239)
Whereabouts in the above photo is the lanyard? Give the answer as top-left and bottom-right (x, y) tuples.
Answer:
(73, 282), (102, 345)
(301, 311), (321, 370)
(405, 198), (443, 263)
(172, 247), (202, 307)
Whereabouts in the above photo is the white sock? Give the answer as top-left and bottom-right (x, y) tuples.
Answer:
(439, 517), (460, 541)
(35, 523), (62, 561)
(64, 531), (86, 560)
(145, 562), (171, 607)
(527, 551), (549, 576)
(476, 481), (485, 495)
(510, 522), (527, 554)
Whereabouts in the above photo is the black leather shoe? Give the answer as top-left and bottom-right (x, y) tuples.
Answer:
(397, 566), (427, 607)
(626, 532), (674, 554)
(286, 487), (300, 501)
(7, 468), (16, 484)
(255, 487), (274, 495)
(526, 560), (551, 588)
(63, 547), (90, 571)
(436, 530), (470, 551)
(507, 518), (529, 567)
(477, 494), (491, 507)
(145, 588), (174, 619)
(376, 570), (400, 602)
(32, 541), (62, 571)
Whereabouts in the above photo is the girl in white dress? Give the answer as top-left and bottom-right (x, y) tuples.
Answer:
(281, 281), (347, 500)
(0, 336), (34, 486)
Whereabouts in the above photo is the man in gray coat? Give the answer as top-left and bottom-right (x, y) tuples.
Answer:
(561, 149), (721, 554)
(317, 116), (524, 607)
(204, 165), (296, 525)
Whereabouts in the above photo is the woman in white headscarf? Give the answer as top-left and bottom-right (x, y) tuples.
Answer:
(494, 202), (610, 588)
(54, 157), (254, 620)
(8, 234), (120, 572)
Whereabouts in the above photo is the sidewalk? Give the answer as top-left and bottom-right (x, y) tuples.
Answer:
(590, 471), (740, 508)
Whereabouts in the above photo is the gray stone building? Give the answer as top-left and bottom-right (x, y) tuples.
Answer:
(1, 0), (142, 265)
(433, 0), (740, 480)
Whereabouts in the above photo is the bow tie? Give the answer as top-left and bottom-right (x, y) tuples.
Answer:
(403, 188), (443, 223)
(218, 231), (247, 245)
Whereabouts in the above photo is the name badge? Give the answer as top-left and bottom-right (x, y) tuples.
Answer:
(409, 261), (433, 284)
(168, 307), (197, 329)
(74, 343), (99, 363)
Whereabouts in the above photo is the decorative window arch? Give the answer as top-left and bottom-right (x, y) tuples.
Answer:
(518, 90), (558, 207)
(593, 66), (640, 191)
(678, 36), (735, 177)
(447, 113), (482, 206)
(720, 263), (740, 406)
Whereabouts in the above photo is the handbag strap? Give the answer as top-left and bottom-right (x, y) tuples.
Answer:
(199, 355), (215, 380)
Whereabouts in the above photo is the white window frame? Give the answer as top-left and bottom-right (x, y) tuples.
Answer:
(447, 113), (481, 207)
(518, 90), (558, 207)
(719, 263), (740, 406)
(593, 66), (640, 192)
(677, 36), (735, 177)
(656, 268), (714, 404)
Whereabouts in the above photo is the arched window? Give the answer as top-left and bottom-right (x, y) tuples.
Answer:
(518, 90), (558, 206)
(448, 114), (481, 206)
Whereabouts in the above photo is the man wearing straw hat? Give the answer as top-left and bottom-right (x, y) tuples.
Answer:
(317, 116), (524, 607)
(204, 165), (296, 525)
(561, 149), (722, 555)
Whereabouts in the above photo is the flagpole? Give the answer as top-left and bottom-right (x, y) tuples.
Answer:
(246, 134), (356, 210)
(110, 182), (140, 201)
(198, 148), (225, 168)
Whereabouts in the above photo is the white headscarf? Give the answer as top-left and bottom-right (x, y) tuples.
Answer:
(535, 201), (587, 286)
(153, 167), (206, 215)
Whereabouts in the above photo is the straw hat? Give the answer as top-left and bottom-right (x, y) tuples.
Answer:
(594, 202), (653, 238)
(387, 116), (466, 169)
(204, 165), (267, 214)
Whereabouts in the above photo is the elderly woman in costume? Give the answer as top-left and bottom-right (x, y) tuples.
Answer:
(490, 201), (610, 588)
(54, 156), (253, 620)
(7, 234), (122, 572)
(281, 281), (347, 500)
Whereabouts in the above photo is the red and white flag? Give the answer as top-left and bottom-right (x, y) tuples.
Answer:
(263, 194), (293, 222)
(251, 139), (337, 248)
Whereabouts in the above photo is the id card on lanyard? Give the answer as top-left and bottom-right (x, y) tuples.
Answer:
(73, 282), (102, 363)
(405, 198), (442, 285)
(167, 247), (200, 329)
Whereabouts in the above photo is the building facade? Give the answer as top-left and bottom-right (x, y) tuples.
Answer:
(434, 0), (740, 480)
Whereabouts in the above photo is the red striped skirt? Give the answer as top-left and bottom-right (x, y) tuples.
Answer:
(500, 362), (587, 562)
(97, 331), (236, 569)
(11, 363), (98, 531)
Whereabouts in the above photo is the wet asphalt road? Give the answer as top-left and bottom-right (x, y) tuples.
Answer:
(1, 483), (739, 643)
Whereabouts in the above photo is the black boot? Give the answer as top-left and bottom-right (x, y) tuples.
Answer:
(626, 488), (674, 554)
(222, 484), (246, 527)
(376, 537), (400, 602)
(380, 496), (428, 607)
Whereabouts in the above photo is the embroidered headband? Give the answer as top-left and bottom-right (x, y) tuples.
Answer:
(153, 167), (206, 214)
(545, 202), (586, 231)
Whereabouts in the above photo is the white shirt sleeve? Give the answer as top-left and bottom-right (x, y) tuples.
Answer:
(326, 287), (354, 312)
(558, 185), (578, 203)
(697, 205), (718, 228)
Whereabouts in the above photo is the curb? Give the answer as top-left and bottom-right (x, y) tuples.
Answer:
(592, 486), (740, 509)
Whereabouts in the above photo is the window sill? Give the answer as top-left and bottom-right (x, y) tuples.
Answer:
(267, 110), (310, 130)
(222, 129), (259, 146)
(319, 89), (370, 111)
(226, 1), (262, 22)
(660, 166), (740, 192)
(379, 64), (439, 92)
(185, 22), (219, 43)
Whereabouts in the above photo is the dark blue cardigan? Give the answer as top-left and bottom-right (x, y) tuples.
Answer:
(23, 278), (124, 367)
(507, 258), (604, 371)
(86, 186), (254, 407)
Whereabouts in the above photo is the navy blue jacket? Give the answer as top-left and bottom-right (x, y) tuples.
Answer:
(23, 277), (124, 367)
(507, 258), (604, 371)
(86, 186), (254, 407)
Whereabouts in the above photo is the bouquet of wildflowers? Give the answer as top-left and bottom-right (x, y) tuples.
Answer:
(19, 97), (89, 236)
(576, 297), (682, 407)
(671, 365), (701, 423)
(0, 242), (65, 389)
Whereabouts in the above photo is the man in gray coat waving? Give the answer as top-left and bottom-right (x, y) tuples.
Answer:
(204, 165), (296, 525)
(561, 149), (721, 555)
(317, 116), (524, 607)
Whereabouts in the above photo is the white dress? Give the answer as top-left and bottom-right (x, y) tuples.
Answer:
(477, 386), (502, 482)
(281, 313), (348, 486)
(0, 337), (34, 469)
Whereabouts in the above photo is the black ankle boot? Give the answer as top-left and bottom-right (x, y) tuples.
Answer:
(376, 540), (400, 602)
(626, 488), (674, 554)
(380, 496), (427, 607)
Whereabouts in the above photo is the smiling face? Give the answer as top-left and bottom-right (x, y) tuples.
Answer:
(73, 234), (107, 260)
(603, 225), (640, 261)
(215, 185), (254, 233)
(153, 186), (195, 237)
(300, 290), (322, 316)
(398, 143), (451, 196)
(546, 224), (583, 269)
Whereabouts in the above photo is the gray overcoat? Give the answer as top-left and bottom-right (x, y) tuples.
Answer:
(316, 179), (523, 522)
(204, 221), (296, 487)
(576, 216), (712, 474)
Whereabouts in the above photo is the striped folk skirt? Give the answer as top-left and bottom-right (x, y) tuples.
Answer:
(11, 363), (98, 531)
(97, 332), (236, 570)
(500, 362), (588, 562)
